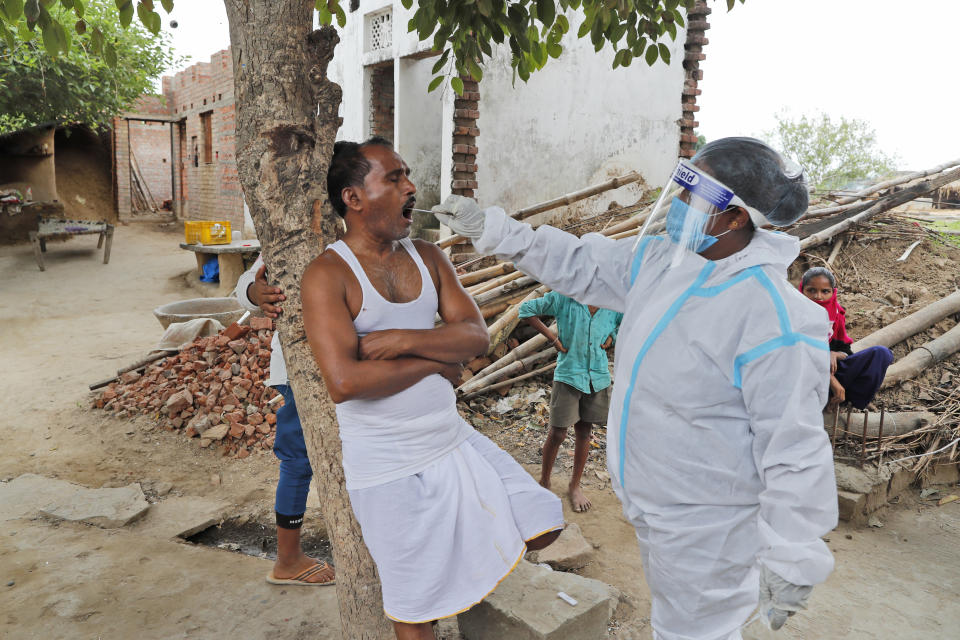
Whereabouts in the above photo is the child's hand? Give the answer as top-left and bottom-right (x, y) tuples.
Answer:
(602, 336), (614, 350)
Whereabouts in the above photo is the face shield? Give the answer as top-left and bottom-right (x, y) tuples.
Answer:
(634, 159), (762, 268)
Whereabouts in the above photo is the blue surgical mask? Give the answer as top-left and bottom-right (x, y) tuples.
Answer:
(665, 197), (729, 253)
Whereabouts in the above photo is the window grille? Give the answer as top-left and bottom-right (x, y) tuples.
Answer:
(366, 9), (392, 53)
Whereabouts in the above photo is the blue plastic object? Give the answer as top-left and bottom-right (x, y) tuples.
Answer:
(199, 255), (220, 283)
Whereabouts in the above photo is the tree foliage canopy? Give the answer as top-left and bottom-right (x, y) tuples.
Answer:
(0, 0), (176, 133)
(765, 112), (898, 192)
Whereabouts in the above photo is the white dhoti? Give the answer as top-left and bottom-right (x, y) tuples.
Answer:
(348, 430), (564, 623)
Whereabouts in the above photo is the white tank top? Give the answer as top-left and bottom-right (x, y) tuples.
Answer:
(327, 238), (473, 490)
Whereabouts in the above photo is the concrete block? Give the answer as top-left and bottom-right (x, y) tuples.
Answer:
(526, 523), (595, 571)
(888, 468), (915, 498)
(837, 490), (866, 523)
(921, 463), (960, 488)
(458, 560), (619, 640)
(131, 496), (231, 539)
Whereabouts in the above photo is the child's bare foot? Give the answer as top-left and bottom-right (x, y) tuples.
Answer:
(569, 485), (591, 512)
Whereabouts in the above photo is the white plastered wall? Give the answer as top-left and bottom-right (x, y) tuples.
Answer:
(328, 3), (686, 225)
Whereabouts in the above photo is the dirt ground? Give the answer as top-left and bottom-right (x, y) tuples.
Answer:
(1, 223), (959, 639)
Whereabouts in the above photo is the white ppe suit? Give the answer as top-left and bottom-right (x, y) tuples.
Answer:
(474, 208), (838, 640)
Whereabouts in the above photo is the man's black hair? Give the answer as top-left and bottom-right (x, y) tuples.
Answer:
(327, 136), (393, 217)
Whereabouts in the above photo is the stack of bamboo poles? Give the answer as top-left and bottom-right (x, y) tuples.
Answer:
(447, 158), (960, 400)
(447, 172), (656, 398)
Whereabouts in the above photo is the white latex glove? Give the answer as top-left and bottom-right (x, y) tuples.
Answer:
(432, 195), (486, 239)
(758, 565), (813, 630)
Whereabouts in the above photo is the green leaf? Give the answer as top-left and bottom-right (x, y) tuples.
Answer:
(317, 5), (331, 25)
(160, 0), (173, 12)
(431, 48), (449, 74)
(104, 38), (117, 67)
(451, 76), (463, 96)
(556, 14), (568, 33)
(5, 0), (24, 21)
(334, 4), (346, 27)
(1, 24), (15, 49)
(577, 17), (592, 38)
(74, 0), (85, 18)
(546, 41), (561, 58)
(536, 0), (555, 27)
(118, 1), (132, 27)
(40, 20), (57, 55)
(60, 0), (73, 9)
(644, 41), (658, 65)
(90, 25), (102, 53)
(467, 56), (482, 81)
(612, 48), (625, 68)
(477, 0), (491, 17)
(658, 42), (669, 64)
(427, 75), (443, 92)
(24, 0), (38, 22)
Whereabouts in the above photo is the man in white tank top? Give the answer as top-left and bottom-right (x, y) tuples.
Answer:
(301, 137), (564, 639)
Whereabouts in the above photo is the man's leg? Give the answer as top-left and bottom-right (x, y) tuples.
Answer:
(270, 385), (334, 584)
(539, 425), (568, 490)
(569, 421), (593, 512)
(391, 621), (436, 640)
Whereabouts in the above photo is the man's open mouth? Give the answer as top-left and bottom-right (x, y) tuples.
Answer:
(402, 199), (416, 220)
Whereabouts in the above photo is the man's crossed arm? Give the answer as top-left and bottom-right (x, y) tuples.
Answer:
(302, 241), (488, 404)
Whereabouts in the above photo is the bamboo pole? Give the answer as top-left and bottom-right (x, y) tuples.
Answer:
(481, 302), (510, 320)
(474, 275), (538, 307)
(468, 269), (526, 295)
(460, 347), (558, 394)
(807, 158), (960, 212)
(485, 286), (549, 356)
(852, 289), (960, 351)
(881, 321), (960, 388)
(799, 166), (960, 250)
(460, 324), (558, 393)
(826, 410), (934, 438)
(438, 171), (643, 248)
(459, 262), (515, 286)
(461, 362), (558, 401)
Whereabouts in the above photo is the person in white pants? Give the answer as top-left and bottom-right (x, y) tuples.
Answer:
(434, 137), (838, 639)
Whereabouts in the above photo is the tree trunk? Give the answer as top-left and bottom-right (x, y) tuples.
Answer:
(881, 321), (960, 388)
(223, 2), (392, 637)
(852, 290), (960, 352)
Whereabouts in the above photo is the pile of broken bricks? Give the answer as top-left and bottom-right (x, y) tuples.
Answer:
(92, 317), (283, 458)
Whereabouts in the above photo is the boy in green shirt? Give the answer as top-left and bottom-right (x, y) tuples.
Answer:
(519, 292), (622, 512)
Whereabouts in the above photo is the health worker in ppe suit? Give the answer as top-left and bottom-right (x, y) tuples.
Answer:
(433, 137), (838, 640)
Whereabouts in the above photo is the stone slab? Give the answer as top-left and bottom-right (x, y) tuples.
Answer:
(526, 523), (594, 570)
(40, 483), (149, 528)
(131, 496), (232, 540)
(0, 474), (149, 528)
(458, 560), (619, 640)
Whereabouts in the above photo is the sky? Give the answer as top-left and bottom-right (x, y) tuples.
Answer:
(158, 0), (959, 170)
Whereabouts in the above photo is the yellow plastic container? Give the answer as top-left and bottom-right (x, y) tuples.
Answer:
(184, 220), (231, 245)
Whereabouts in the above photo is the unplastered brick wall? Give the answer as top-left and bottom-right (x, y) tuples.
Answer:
(451, 75), (479, 199)
(679, 0), (709, 159)
(113, 49), (242, 226)
(113, 95), (174, 214)
(369, 64), (395, 139)
(167, 49), (242, 227)
(130, 120), (172, 203)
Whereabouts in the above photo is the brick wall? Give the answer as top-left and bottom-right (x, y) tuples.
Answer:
(451, 76), (479, 198)
(113, 49), (242, 226)
(129, 120), (172, 203)
(679, 1), (710, 159)
(369, 64), (394, 140)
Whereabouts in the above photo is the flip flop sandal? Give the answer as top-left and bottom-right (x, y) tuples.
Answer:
(265, 561), (336, 586)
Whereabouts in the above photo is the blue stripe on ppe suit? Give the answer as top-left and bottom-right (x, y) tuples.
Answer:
(475, 207), (838, 640)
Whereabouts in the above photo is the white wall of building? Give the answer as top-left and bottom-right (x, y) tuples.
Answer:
(328, 3), (686, 224)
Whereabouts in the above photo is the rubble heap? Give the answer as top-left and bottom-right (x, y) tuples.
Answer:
(92, 317), (281, 458)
